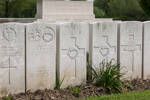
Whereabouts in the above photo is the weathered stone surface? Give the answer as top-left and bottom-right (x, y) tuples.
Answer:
(143, 22), (150, 79)
(58, 22), (88, 88)
(0, 23), (25, 96)
(36, 0), (95, 21)
(91, 22), (118, 67)
(120, 21), (142, 79)
(26, 22), (56, 91)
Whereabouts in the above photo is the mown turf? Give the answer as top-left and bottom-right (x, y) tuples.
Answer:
(82, 90), (150, 100)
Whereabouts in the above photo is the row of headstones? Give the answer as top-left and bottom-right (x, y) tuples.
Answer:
(0, 21), (150, 96)
(0, 22), (87, 97)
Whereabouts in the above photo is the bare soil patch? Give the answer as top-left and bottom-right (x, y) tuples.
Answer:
(2, 79), (150, 100)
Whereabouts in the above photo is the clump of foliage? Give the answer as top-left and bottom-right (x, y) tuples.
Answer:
(55, 75), (65, 90)
(68, 84), (83, 97)
(92, 60), (124, 93)
(124, 82), (134, 92)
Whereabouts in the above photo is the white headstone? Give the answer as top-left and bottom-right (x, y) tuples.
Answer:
(143, 22), (150, 79)
(36, 0), (95, 21)
(26, 23), (56, 91)
(120, 21), (142, 79)
(0, 23), (25, 96)
(57, 22), (88, 88)
(91, 22), (118, 67)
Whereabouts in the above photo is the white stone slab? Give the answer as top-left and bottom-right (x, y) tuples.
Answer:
(58, 22), (88, 88)
(91, 22), (118, 68)
(0, 23), (25, 96)
(36, 0), (95, 21)
(120, 21), (142, 79)
(143, 22), (150, 79)
(26, 22), (56, 91)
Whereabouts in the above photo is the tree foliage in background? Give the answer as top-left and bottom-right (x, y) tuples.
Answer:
(108, 0), (146, 20)
(140, 0), (150, 16)
(0, 0), (36, 18)
(94, 7), (105, 18)
(0, 0), (5, 17)
(94, 0), (110, 18)
(0, 0), (150, 21)
(94, 0), (149, 20)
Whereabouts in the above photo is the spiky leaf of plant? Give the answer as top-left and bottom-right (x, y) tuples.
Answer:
(55, 75), (65, 90)
(92, 60), (124, 93)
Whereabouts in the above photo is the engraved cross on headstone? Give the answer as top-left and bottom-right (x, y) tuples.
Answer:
(61, 37), (85, 77)
(121, 33), (141, 72)
(94, 35), (116, 62)
(0, 56), (16, 84)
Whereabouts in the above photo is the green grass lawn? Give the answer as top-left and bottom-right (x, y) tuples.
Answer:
(81, 90), (150, 100)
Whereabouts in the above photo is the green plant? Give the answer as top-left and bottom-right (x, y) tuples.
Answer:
(92, 60), (124, 93)
(55, 75), (65, 90)
(68, 84), (83, 97)
(124, 82), (134, 90)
